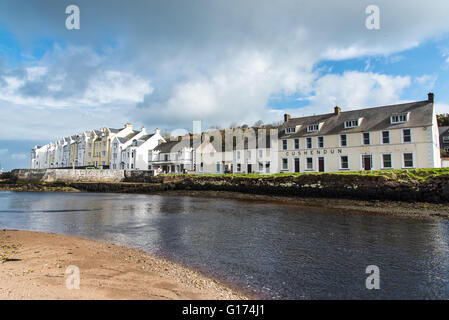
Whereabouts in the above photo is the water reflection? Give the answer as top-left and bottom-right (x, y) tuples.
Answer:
(0, 191), (448, 299)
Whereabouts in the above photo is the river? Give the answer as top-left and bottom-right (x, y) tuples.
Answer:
(0, 191), (448, 299)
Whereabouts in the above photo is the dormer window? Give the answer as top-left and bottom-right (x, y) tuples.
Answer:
(391, 113), (409, 124)
(307, 124), (320, 132)
(344, 119), (359, 129)
(285, 127), (296, 134)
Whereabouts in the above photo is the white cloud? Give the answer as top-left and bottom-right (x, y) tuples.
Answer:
(416, 74), (438, 89)
(83, 71), (153, 105)
(291, 71), (411, 116)
(0, 1), (449, 139)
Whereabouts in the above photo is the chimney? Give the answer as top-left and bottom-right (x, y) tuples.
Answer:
(428, 92), (434, 103)
(124, 123), (132, 128)
(178, 136), (182, 141)
(334, 106), (341, 115)
(284, 114), (291, 122)
(155, 128), (160, 134)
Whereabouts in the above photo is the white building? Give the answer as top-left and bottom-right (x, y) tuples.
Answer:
(76, 131), (90, 167)
(277, 93), (441, 173)
(110, 127), (148, 169)
(122, 128), (165, 170)
(148, 138), (195, 173)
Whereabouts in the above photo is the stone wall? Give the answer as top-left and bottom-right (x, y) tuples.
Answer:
(7, 170), (449, 203)
(11, 169), (125, 183)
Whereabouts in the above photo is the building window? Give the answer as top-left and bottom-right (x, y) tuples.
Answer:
(285, 127), (296, 134)
(363, 132), (370, 145)
(443, 136), (449, 143)
(282, 158), (288, 170)
(382, 131), (390, 144)
(102, 151), (106, 157)
(306, 137), (312, 149)
(306, 157), (313, 170)
(391, 114), (408, 124)
(382, 154), (392, 168)
(102, 161), (105, 165)
(318, 136), (324, 148)
(282, 140), (288, 150)
(131, 164), (133, 169)
(88, 152), (92, 157)
(344, 120), (359, 129)
(294, 138), (300, 149)
(103, 142), (107, 147)
(340, 156), (349, 170)
(403, 129), (412, 143)
(307, 124), (319, 132)
(237, 163), (241, 172)
(200, 162), (204, 171)
(403, 153), (414, 168)
(340, 134), (347, 147)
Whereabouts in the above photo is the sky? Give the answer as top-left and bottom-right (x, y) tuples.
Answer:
(1, 0), (449, 170)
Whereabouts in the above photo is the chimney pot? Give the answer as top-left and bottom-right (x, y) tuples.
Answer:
(334, 106), (341, 115)
(428, 92), (434, 103)
(284, 114), (291, 122)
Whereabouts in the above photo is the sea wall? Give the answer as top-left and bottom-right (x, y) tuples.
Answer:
(6, 169), (449, 203)
(10, 169), (126, 183)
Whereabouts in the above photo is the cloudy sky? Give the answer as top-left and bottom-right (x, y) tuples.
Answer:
(1, 0), (449, 170)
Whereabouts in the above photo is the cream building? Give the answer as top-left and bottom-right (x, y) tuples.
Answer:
(278, 93), (441, 173)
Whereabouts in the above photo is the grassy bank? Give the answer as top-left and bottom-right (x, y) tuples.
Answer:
(179, 168), (449, 181)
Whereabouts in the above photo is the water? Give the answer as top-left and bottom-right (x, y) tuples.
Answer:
(0, 191), (448, 299)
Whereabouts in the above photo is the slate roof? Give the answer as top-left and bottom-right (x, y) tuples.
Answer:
(279, 100), (434, 139)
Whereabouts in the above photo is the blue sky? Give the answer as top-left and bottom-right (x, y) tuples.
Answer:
(1, 0), (449, 170)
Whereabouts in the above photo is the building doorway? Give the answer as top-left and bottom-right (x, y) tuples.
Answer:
(362, 155), (372, 171)
(318, 157), (325, 172)
(294, 158), (300, 173)
(247, 164), (252, 173)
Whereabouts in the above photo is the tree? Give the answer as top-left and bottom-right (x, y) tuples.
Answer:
(437, 114), (449, 127)
(253, 120), (264, 127)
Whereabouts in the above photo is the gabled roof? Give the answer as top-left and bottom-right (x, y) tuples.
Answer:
(279, 100), (434, 139)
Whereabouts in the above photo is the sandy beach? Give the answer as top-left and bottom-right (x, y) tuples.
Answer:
(0, 230), (248, 300)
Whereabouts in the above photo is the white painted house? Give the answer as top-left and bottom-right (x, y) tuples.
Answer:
(110, 127), (148, 169)
(148, 137), (195, 173)
(122, 128), (165, 170)
(76, 131), (90, 167)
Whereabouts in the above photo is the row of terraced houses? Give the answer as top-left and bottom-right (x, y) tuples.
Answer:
(31, 93), (446, 174)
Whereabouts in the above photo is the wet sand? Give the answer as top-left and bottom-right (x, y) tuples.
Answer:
(0, 230), (248, 300)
